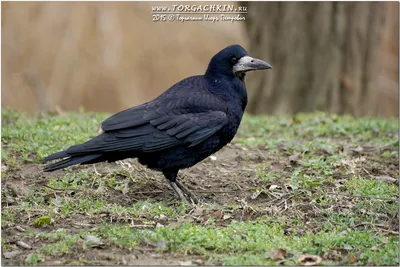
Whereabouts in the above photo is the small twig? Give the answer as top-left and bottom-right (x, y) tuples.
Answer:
(233, 182), (243, 190)
(354, 223), (399, 235)
(329, 192), (397, 201)
(362, 166), (371, 175)
(275, 195), (294, 210)
(16, 241), (32, 250)
(93, 164), (100, 176)
(91, 165), (100, 188)
(379, 228), (399, 235)
(355, 222), (392, 228)
(40, 184), (82, 192)
(133, 190), (165, 195)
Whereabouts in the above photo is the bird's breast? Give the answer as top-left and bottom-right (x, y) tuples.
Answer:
(220, 108), (244, 142)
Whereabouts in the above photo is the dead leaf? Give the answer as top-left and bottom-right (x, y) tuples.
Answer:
(374, 176), (397, 184)
(322, 250), (344, 261)
(269, 185), (279, 190)
(5, 196), (15, 205)
(284, 184), (294, 192)
(85, 234), (104, 248)
(289, 153), (301, 164)
(353, 146), (363, 153)
(222, 213), (232, 220)
(141, 204), (151, 211)
(298, 255), (322, 266)
(251, 190), (262, 199)
(191, 207), (204, 217)
(370, 242), (386, 251)
(269, 249), (287, 260)
(210, 210), (222, 219)
(289, 153), (304, 166)
(342, 145), (365, 155)
(15, 226), (26, 232)
(16, 240), (32, 249)
(347, 255), (358, 264)
(3, 250), (22, 259)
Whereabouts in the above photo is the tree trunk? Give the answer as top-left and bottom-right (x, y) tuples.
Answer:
(245, 2), (387, 116)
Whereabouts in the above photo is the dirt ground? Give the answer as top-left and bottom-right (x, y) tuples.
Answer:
(2, 140), (399, 265)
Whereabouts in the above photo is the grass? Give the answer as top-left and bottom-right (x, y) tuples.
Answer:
(1, 108), (399, 265)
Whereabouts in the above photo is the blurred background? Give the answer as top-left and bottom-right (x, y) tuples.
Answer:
(1, 1), (398, 117)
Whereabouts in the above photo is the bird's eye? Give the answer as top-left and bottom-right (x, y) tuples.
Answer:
(230, 56), (238, 65)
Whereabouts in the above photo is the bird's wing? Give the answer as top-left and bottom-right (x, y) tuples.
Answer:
(100, 102), (151, 131)
(66, 91), (228, 155)
(101, 92), (225, 132)
(66, 110), (227, 154)
(101, 76), (214, 132)
(142, 110), (227, 152)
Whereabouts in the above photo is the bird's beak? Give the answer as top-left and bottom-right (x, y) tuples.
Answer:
(233, 56), (272, 73)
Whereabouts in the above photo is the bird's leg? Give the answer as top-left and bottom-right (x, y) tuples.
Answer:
(163, 169), (198, 203)
(168, 181), (188, 203)
(163, 169), (188, 203)
(175, 180), (199, 204)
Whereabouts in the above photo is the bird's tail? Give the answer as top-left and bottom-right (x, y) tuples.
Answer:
(43, 151), (102, 172)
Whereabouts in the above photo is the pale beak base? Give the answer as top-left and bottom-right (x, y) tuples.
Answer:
(233, 56), (272, 73)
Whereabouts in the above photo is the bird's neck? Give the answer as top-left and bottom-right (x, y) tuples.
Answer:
(204, 72), (248, 113)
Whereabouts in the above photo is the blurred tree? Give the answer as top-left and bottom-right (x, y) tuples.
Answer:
(245, 2), (388, 116)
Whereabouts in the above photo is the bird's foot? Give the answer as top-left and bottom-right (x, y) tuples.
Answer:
(169, 181), (199, 204)
(169, 181), (188, 203)
(175, 180), (199, 204)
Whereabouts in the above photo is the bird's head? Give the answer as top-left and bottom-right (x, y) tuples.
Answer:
(205, 44), (272, 82)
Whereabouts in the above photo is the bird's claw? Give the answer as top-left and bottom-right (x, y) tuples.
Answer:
(175, 180), (199, 204)
(169, 181), (199, 204)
